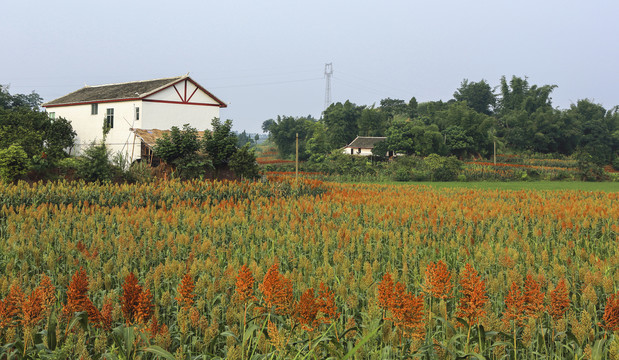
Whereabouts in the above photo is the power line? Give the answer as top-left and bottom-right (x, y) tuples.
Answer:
(337, 70), (411, 95)
(209, 77), (322, 90)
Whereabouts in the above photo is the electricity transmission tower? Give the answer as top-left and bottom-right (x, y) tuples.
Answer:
(324, 63), (333, 110)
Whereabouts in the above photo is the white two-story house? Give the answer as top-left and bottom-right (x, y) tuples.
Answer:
(42, 74), (227, 162)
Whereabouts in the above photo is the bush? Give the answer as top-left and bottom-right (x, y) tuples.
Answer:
(230, 144), (260, 180)
(0, 144), (29, 182)
(77, 141), (114, 182)
(575, 151), (606, 181)
(57, 157), (80, 179)
(394, 167), (412, 182)
(174, 155), (213, 180)
(423, 154), (462, 181)
(411, 170), (431, 181)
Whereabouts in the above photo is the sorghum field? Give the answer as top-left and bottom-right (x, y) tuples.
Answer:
(0, 176), (618, 359)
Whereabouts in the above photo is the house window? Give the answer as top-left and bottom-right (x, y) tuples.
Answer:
(91, 103), (98, 115)
(105, 108), (114, 129)
(49, 112), (55, 120)
(135, 107), (140, 121)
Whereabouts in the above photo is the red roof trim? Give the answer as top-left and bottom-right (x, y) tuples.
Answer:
(172, 84), (184, 101)
(43, 98), (141, 108)
(142, 99), (222, 107)
(145, 77), (227, 108)
(187, 86), (199, 102)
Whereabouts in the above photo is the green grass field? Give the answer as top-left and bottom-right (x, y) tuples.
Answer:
(391, 181), (619, 192)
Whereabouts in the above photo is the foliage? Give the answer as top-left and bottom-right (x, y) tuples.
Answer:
(358, 106), (388, 137)
(153, 124), (212, 179)
(0, 87), (76, 168)
(379, 97), (408, 120)
(236, 130), (256, 148)
(422, 153), (463, 181)
(323, 100), (363, 148)
(77, 140), (115, 182)
(153, 124), (201, 165)
(453, 78), (496, 115)
(305, 122), (331, 162)
(229, 143), (260, 179)
(0, 85), (43, 111)
(384, 118), (445, 156)
(0, 144), (29, 182)
(575, 150), (606, 181)
(203, 118), (238, 170)
(263, 115), (316, 160)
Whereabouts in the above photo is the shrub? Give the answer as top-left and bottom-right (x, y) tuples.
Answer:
(0, 144), (29, 182)
(394, 167), (412, 182)
(423, 154), (462, 181)
(77, 141), (114, 182)
(575, 151), (606, 181)
(230, 144), (260, 180)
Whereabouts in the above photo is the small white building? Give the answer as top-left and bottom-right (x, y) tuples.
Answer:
(342, 136), (388, 156)
(42, 74), (226, 162)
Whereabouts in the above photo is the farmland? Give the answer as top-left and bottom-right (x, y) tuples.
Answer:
(0, 176), (618, 359)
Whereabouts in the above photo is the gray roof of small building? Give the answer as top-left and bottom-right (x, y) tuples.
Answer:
(345, 136), (387, 149)
(42, 76), (185, 106)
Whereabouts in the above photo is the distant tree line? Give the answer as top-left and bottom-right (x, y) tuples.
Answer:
(262, 76), (619, 167)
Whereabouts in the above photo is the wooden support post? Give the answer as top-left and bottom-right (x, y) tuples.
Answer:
(130, 133), (137, 163)
(295, 133), (299, 181)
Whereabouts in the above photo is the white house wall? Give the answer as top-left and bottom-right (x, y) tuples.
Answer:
(343, 147), (374, 156)
(49, 100), (142, 163)
(141, 101), (219, 131)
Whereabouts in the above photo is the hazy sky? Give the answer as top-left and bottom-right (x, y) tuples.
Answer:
(2, 0), (618, 133)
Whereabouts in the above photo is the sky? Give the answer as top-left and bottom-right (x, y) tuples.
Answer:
(2, 0), (618, 133)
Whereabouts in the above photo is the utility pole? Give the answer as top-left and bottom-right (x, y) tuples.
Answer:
(295, 133), (299, 181)
(324, 63), (333, 111)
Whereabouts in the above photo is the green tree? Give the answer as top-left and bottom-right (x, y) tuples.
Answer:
(440, 102), (495, 156)
(229, 144), (260, 179)
(237, 130), (255, 148)
(203, 118), (238, 170)
(0, 85), (42, 110)
(358, 107), (388, 136)
(305, 122), (331, 162)
(497, 75), (556, 115)
(0, 144), (29, 182)
(384, 119), (444, 156)
(567, 99), (614, 165)
(46, 117), (77, 159)
(0, 87), (75, 164)
(264, 115), (315, 159)
(379, 98), (408, 119)
(444, 125), (475, 158)
(407, 97), (419, 119)
(153, 124), (211, 179)
(77, 140), (114, 182)
(154, 124), (201, 164)
(323, 101), (363, 148)
(453, 79), (496, 115)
